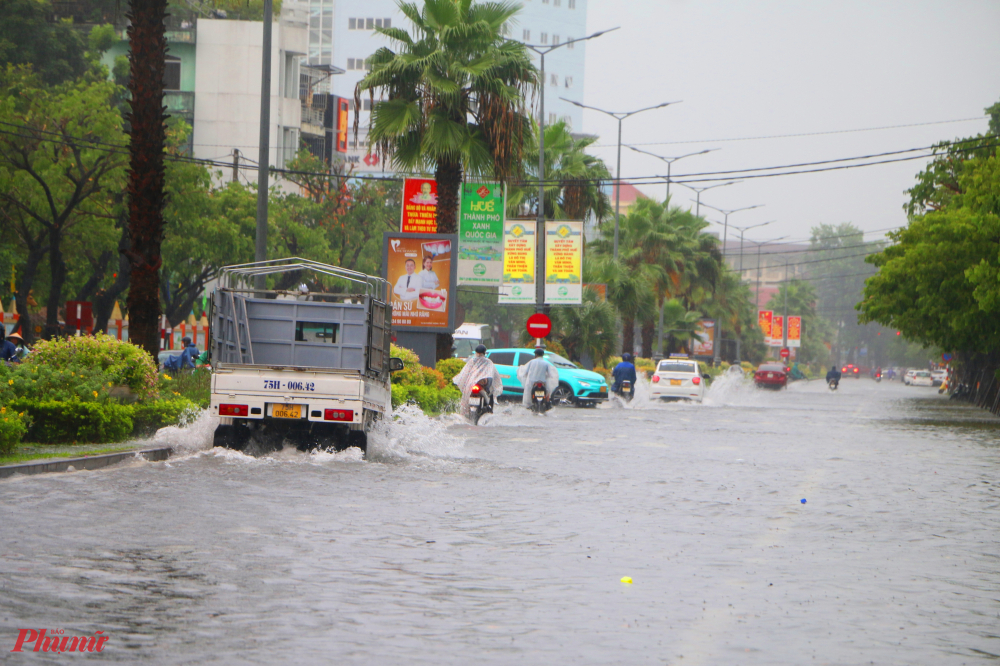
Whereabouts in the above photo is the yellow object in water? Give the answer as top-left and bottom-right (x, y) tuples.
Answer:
(620, 576), (633, 584)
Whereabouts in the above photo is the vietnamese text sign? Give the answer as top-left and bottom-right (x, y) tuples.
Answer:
(499, 221), (535, 304)
(458, 182), (505, 286)
(787, 315), (802, 348)
(692, 318), (716, 356)
(401, 177), (438, 233)
(771, 315), (784, 346)
(383, 233), (456, 330)
(758, 310), (773, 344)
(544, 221), (583, 304)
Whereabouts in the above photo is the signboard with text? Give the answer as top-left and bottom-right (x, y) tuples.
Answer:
(401, 177), (438, 233)
(758, 310), (773, 344)
(544, 221), (583, 305)
(691, 318), (716, 357)
(457, 181), (505, 286)
(383, 232), (457, 331)
(787, 315), (802, 348)
(499, 221), (536, 304)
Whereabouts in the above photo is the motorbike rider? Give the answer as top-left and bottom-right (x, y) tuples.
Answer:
(451, 344), (503, 418)
(826, 365), (842, 386)
(517, 347), (560, 409)
(611, 352), (638, 396)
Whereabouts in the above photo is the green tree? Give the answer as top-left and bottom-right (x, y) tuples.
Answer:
(549, 288), (617, 367)
(357, 0), (537, 233)
(0, 0), (88, 86)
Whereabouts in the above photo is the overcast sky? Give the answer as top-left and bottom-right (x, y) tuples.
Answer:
(579, 0), (1000, 245)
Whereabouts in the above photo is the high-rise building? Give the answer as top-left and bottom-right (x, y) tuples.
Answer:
(307, 0), (588, 172)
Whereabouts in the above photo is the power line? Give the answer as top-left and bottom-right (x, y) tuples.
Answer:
(722, 239), (890, 257)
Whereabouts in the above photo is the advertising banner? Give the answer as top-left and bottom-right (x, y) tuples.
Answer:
(544, 221), (584, 304)
(691, 318), (716, 357)
(758, 310), (773, 344)
(787, 315), (802, 348)
(771, 315), (784, 347)
(401, 177), (438, 233)
(499, 221), (536, 304)
(383, 232), (457, 330)
(457, 182), (505, 286)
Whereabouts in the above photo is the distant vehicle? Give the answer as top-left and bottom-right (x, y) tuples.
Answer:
(650, 355), (705, 402)
(931, 369), (947, 387)
(903, 369), (917, 385)
(841, 363), (861, 378)
(453, 323), (494, 359)
(484, 348), (608, 406)
(754, 363), (788, 389)
(910, 370), (934, 387)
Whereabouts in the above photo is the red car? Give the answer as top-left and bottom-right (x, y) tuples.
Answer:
(754, 363), (788, 389)
(841, 363), (862, 378)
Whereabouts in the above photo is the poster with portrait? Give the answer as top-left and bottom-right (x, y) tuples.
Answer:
(787, 315), (802, 348)
(498, 220), (536, 304)
(691, 319), (716, 357)
(401, 177), (438, 233)
(382, 232), (457, 331)
(544, 221), (583, 305)
(457, 181), (505, 286)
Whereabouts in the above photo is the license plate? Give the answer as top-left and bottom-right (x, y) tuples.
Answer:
(534, 391), (545, 398)
(272, 404), (301, 419)
(767, 373), (774, 378)
(469, 397), (481, 406)
(670, 379), (681, 386)
(600, 386), (607, 393)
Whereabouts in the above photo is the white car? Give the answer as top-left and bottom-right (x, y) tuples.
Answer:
(903, 369), (917, 385)
(931, 369), (947, 386)
(910, 370), (934, 387)
(650, 356), (705, 402)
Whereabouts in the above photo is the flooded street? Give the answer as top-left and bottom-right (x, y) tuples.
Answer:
(2, 378), (999, 664)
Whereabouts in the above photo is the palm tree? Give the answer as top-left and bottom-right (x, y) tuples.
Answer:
(357, 0), (537, 233)
(550, 287), (617, 367)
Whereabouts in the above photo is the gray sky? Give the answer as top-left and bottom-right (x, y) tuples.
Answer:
(580, 0), (1000, 245)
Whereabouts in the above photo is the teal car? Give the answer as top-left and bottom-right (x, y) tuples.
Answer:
(484, 348), (609, 406)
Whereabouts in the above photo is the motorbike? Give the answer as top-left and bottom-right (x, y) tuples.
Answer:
(529, 381), (552, 414)
(875, 372), (882, 383)
(614, 380), (634, 403)
(468, 378), (494, 426)
(828, 378), (839, 391)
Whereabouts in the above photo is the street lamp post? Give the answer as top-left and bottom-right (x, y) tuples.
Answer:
(678, 180), (740, 219)
(253, 0), (274, 289)
(751, 236), (788, 309)
(522, 28), (618, 312)
(626, 146), (719, 203)
(562, 98), (682, 259)
(700, 201), (764, 260)
(729, 220), (775, 274)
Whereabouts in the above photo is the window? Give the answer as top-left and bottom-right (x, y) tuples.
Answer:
(562, 115), (572, 129)
(554, 0), (561, 5)
(363, 98), (373, 111)
(347, 58), (370, 71)
(658, 362), (697, 373)
(517, 353), (532, 367)
(366, 17), (374, 29)
(540, 32), (548, 44)
(487, 352), (515, 366)
(349, 17), (357, 29)
(569, 0), (576, 7)
(564, 75), (573, 88)
(281, 127), (297, 166)
(375, 18), (383, 28)
(522, 28), (530, 41)
(548, 112), (557, 124)
(550, 73), (558, 86)
(163, 56), (181, 91)
(553, 35), (559, 46)
(295, 322), (339, 343)
(384, 18), (391, 28)
(283, 53), (298, 98)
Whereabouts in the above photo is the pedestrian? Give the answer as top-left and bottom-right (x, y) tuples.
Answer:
(163, 336), (199, 371)
(0, 328), (18, 363)
(6, 331), (29, 361)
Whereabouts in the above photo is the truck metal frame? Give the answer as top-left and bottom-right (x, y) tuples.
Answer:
(208, 258), (397, 454)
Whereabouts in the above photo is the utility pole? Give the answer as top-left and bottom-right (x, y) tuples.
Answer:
(254, 0), (273, 290)
(232, 148), (239, 183)
(626, 146), (719, 204)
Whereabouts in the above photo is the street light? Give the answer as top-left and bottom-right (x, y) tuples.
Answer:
(750, 236), (787, 310)
(562, 98), (682, 259)
(626, 146), (719, 203)
(521, 27), (619, 312)
(678, 180), (740, 218)
(728, 220), (775, 274)
(699, 201), (764, 258)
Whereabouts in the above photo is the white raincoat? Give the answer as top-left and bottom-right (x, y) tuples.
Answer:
(517, 356), (560, 408)
(452, 354), (504, 416)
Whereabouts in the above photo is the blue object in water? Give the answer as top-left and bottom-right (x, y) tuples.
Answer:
(800, 498), (807, 504)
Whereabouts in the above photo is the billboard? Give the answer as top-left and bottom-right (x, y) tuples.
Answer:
(758, 310), (773, 344)
(383, 232), (457, 331)
(787, 315), (802, 348)
(691, 318), (716, 357)
(499, 220), (536, 304)
(544, 221), (583, 305)
(335, 97), (349, 153)
(771, 315), (784, 347)
(457, 182), (505, 286)
(401, 177), (438, 233)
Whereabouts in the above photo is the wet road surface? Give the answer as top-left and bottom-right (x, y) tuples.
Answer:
(2, 377), (999, 664)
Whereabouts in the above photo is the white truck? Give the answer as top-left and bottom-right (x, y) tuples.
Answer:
(208, 259), (403, 454)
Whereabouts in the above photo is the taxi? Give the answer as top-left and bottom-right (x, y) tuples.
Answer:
(484, 348), (609, 406)
(650, 354), (706, 402)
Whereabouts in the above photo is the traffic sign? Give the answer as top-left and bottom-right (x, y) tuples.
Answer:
(526, 313), (552, 339)
(779, 347), (790, 359)
(942, 353), (953, 362)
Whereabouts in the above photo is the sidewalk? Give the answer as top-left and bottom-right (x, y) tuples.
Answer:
(0, 445), (173, 479)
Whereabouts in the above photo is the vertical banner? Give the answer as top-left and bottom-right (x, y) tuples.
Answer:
(499, 221), (536, 304)
(771, 315), (784, 347)
(335, 97), (349, 153)
(401, 177), (438, 233)
(457, 182), (505, 286)
(544, 221), (583, 304)
(758, 310), (773, 344)
(692, 318), (716, 357)
(787, 315), (802, 348)
(383, 232), (457, 330)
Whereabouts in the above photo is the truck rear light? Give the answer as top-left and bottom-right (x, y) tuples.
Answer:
(651, 375), (660, 383)
(324, 409), (354, 422)
(692, 376), (701, 385)
(219, 404), (248, 417)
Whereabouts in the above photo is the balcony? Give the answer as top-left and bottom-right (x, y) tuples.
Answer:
(165, 91), (195, 118)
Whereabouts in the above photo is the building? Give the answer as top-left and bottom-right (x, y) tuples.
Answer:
(722, 240), (810, 309)
(305, 0), (588, 173)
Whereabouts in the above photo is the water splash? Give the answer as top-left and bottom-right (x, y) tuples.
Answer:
(703, 369), (761, 407)
(150, 409), (218, 455)
(365, 403), (466, 463)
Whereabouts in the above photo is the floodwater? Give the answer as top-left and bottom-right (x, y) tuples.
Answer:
(2, 378), (999, 664)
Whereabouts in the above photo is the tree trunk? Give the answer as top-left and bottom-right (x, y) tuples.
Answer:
(45, 226), (67, 334)
(75, 250), (114, 302)
(125, 0), (168, 358)
(641, 320), (655, 358)
(13, 245), (45, 345)
(621, 316), (635, 356)
(434, 159), (462, 234)
(91, 216), (132, 334)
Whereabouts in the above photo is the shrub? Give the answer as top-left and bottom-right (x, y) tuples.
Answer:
(6, 362), (116, 403)
(390, 384), (410, 409)
(159, 367), (211, 407)
(436, 357), (466, 386)
(0, 406), (30, 455)
(10, 398), (134, 444)
(22, 335), (158, 399)
(132, 398), (198, 436)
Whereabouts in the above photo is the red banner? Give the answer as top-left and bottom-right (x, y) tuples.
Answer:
(771, 315), (784, 346)
(401, 177), (438, 233)
(758, 310), (773, 342)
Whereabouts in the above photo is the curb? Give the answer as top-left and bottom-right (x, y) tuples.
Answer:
(0, 447), (173, 479)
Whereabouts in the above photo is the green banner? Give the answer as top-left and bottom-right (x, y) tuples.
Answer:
(458, 182), (505, 286)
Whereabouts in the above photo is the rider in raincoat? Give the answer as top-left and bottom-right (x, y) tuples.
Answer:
(517, 347), (560, 408)
(452, 345), (504, 417)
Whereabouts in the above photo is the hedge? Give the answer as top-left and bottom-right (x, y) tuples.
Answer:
(5, 398), (197, 444)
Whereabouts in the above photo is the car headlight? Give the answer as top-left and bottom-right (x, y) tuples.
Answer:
(578, 381), (591, 387)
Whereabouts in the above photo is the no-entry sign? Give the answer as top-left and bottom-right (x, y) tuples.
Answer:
(780, 347), (790, 359)
(526, 313), (552, 339)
